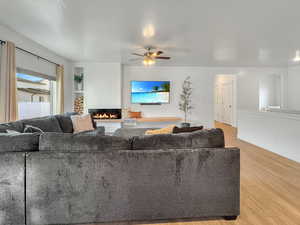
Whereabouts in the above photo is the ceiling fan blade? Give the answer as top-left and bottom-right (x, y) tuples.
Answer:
(132, 53), (144, 57)
(155, 56), (171, 60)
(156, 51), (164, 56)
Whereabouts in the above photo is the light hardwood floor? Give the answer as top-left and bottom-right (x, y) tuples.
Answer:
(89, 122), (300, 225)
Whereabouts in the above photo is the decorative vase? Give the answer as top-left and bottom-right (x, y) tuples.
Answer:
(78, 82), (83, 91)
(75, 82), (83, 91)
(181, 122), (191, 128)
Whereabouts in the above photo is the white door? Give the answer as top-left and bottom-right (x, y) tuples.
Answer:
(222, 82), (233, 125)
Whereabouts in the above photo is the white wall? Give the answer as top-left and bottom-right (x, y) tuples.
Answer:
(259, 74), (281, 110)
(287, 65), (300, 110)
(73, 62), (122, 110)
(123, 66), (286, 128)
(0, 24), (73, 112)
(123, 66), (216, 128)
(238, 110), (300, 163)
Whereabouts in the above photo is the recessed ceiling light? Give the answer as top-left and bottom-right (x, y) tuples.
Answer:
(293, 50), (300, 62)
(143, 24), (155, 38)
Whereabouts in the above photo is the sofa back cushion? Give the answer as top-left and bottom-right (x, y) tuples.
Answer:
(0, 121), (24, 133)
(131, 128), (225, 150)
(22, 116), (63, 133)
(55, 112), (77, 133)
(39, 133), (131, 152)
(114, 128), (158, 139)
(0, 133), (40, 152)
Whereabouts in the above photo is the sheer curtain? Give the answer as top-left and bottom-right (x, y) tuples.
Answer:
(0, 41), (18, 122)
(56, 65), (64, 114)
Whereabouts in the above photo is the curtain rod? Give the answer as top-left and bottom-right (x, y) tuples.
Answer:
(0, 39), (60, 66)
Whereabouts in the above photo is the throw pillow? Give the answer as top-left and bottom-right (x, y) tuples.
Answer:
(173, 126), (204, 134)
(71, 114), (95, 133)
(145, 125), (176, 135)
(24, 125), (44, 133)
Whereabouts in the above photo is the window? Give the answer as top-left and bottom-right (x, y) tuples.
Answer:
(16, 71), (57, 119)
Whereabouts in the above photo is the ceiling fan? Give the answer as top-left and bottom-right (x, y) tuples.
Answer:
(131, 47), (171, 65)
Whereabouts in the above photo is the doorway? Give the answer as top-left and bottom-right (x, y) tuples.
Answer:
(215, 75), (236, 127)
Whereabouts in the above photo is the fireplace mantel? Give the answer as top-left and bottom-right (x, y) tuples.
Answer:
(94, 117), (181, 123)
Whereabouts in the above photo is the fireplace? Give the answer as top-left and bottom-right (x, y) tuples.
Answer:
(88, 108), (122, 120)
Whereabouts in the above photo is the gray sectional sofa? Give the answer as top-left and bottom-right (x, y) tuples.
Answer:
(0, 114), (240, 225)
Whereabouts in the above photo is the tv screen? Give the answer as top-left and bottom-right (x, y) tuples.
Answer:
(131, 81), (170, 104)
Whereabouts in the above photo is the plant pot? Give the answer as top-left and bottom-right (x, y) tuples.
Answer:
(181, 122), (191, 128)
(75, 82), (83, 91)
(78, 82), (83, 91)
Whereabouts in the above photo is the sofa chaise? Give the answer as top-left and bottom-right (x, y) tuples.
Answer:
(0, 114), (240, 225)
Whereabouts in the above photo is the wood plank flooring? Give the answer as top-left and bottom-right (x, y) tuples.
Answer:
(86, 122), (300, 225)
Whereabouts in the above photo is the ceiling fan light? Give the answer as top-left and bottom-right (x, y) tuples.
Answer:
(149, 59), (155, 65)
(143, 58), (155, 66)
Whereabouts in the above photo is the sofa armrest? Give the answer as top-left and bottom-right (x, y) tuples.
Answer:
(0, 133), (40, 152)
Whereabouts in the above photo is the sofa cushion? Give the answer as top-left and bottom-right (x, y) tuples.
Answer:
(55, 112), (77, 133)
(0, 121), (24, 133)
(189, 128), (225, 148)
(131, 132), (192, 150)
(76, 126), (105, 136)
(114, 128), (158, 138)
(39, 133), (130, 152)
(0, 133), (40, 152)
(22, 116), (63, 133)
(131, 128), (225, 150)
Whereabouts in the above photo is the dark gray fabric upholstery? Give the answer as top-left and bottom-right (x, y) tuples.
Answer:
(22, 116), (63, 133)
(114, 127), (157, 138)
(76, 126), (105, 136)
(132, 128), (225, 150)
(39, 133), (130, 152)
(0, 153), (25, 225)
(0, 133), (40, 152)
(190, 128), (225, 148)
(0, 121), (24, 133)
(55, 112), (77, 133)
(26, 148), (240, 225)
(132, 132), (191, 150)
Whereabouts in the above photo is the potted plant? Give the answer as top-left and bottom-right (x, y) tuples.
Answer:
(74, 73), (84, 91)
(179, 76), (193, 127)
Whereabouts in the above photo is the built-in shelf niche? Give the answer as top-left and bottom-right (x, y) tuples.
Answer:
(73, 67), (84, 114)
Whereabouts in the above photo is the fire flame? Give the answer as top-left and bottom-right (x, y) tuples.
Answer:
(93, 113), (118, 119)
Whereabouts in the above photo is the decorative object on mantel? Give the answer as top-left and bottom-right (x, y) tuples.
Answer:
(179, 76), (193, 128)
(93, 117), (181, 123)
(128, 111), (142, 118)
(74, 73), (84, 91)
(74, 96), (84, 114)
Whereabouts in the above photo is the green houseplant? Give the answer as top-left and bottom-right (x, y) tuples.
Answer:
(179, 76), (193, 127)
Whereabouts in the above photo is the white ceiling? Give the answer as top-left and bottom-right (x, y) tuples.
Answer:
(0, 0), (300, 66)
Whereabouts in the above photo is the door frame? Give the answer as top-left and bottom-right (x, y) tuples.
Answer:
(214, 75), (237, 127)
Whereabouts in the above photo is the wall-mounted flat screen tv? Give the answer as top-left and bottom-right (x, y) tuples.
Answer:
(131, 81), (170, 104)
